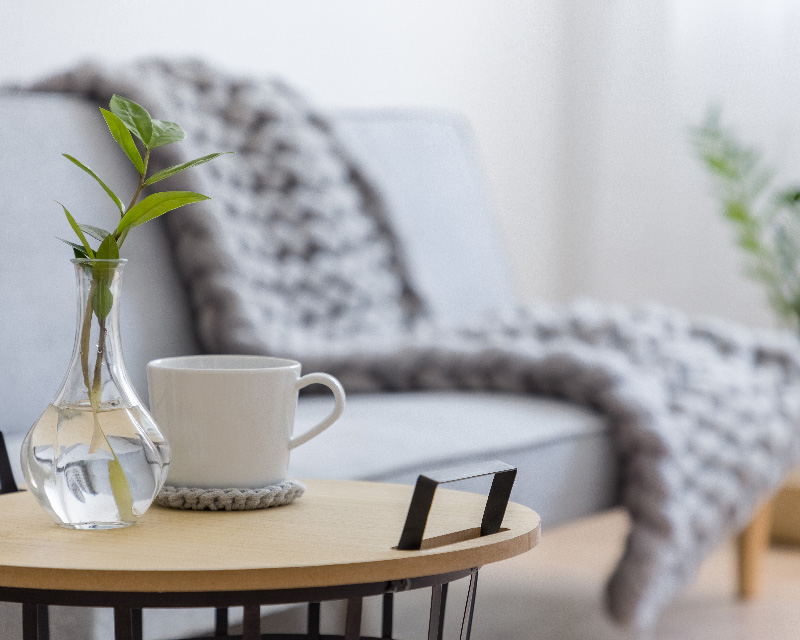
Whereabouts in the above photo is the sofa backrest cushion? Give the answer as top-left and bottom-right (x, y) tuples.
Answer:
(0, 92), (517, 437)
(0, 92), (200, 436)
(331, 110), (519, 325)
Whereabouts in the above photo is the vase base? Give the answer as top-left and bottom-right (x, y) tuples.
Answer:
(57, 521), (135, 530)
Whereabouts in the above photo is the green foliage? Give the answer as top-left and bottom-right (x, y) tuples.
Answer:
(54, 95), (230, 518)
(116, 191), (210, 234)
(91, 280), (114, 321)
(58, 92), (229, 371)
(693, 110), (800, 331)
(57, 238), (89, 259)
(79, 224), (112, 242)
(148, 120), (185, 148)
(57, 91), (230, 359)
(60, 93), (228, 259)
(109, 94), (153, 145)
(62, 154), (124, 214)
(100, 108), (145, 174)
(96, 234), (120, 260)
(56, 94), (230, 510)
(59, 203), (95, 258)
(145, 152), (230, 186)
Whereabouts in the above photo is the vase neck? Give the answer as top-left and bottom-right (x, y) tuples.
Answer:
(54, 260), (139, 410)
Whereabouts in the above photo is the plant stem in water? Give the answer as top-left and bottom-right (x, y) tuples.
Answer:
(82, 271), (134, 519)
(80, 280), (95, 391)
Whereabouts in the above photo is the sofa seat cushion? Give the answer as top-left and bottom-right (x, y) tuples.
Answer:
(290, 391), (619, 527)
(4, 396), (617, 531)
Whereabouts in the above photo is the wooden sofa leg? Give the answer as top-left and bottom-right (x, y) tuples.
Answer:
(736, 499), (774, 599)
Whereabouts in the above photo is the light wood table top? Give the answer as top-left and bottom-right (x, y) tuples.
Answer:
(0, 479), (540, 594)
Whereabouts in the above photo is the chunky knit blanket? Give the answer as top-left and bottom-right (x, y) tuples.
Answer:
(34, 60), (800, 629)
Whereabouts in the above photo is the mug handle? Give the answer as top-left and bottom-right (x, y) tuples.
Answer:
(289, 373), (346, 449)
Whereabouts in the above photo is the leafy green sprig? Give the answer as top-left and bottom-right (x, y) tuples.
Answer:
(693, 110), (800, 331)
(60, 94), (229, 259)
(57, 95), (229, 517)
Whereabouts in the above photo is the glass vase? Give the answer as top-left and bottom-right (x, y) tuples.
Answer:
(21, 259), (170, 529)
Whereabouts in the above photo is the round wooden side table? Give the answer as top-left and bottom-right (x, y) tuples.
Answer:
(0, 475), (540, 640)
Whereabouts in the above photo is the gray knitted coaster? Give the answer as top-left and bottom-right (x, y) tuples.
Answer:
(155, 479), (306, 511)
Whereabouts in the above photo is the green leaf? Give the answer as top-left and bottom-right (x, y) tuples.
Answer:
(724, 201), (750, 223)
(780, 189), (800, 205)
(95, 234), (120, 260)
(101, 108), (145, 175)
(79, 224), (113, 242)
(116, 191), (210, 235)
(148, 119), (185, 148)
(59, 202), (95, 258)
(108, 458), (133, 520)
(62, 154), (124, 214)
(145, 152), (231, 186)
(706, 155), (738, 179)
(739, 234), (761, 253)
(109, 94), (153, 146)
(90, 239), (118, 321)
(92, 281), (114, 320)
(57, 237), (89, 258)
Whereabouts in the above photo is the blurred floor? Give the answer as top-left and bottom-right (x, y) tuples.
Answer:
(229, 508), (800, 639)
(462, 508), (800, 639)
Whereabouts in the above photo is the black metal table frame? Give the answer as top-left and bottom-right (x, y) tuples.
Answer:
(1, 434), (517, 640)
(0, 566), (480, 640)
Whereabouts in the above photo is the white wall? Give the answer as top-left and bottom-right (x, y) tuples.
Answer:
(0, 0), (568, 305)
(558, 0), (800, 329)
(1, 1), (796, 328)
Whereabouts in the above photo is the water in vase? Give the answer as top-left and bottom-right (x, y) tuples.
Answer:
(22, 402), (163, 529)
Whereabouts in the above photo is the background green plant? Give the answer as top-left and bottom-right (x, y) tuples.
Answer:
(694, 110), (800, 332)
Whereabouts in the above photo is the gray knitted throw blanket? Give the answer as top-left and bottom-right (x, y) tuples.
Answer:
(34, 60), (800, 629)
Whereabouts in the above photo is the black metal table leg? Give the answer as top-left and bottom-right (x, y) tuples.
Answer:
(344, 597), (362, 640)
(0, 432), (19, 495)
(114, 608), (133, 640)
(37, 604), (50, 640)
(243, 605), (261, 640)
(437, 584), (448, 640)
(307, 602), (321, 640)
(215, 607), (229, 635)
(459, 569), (479, 640)
(131, 608), (142, 640)
(427, 583), (447, 640)
(22, 603), (37, 640)
(381, 593), (393, 638)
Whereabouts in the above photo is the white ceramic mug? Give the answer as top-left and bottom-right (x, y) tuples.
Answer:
(146, 355), (345, 489)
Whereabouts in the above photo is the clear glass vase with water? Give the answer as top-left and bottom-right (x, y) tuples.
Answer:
(21, 259), (169, 529)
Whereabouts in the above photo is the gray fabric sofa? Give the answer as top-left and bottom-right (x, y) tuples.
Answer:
(0, 91), (617, 639)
